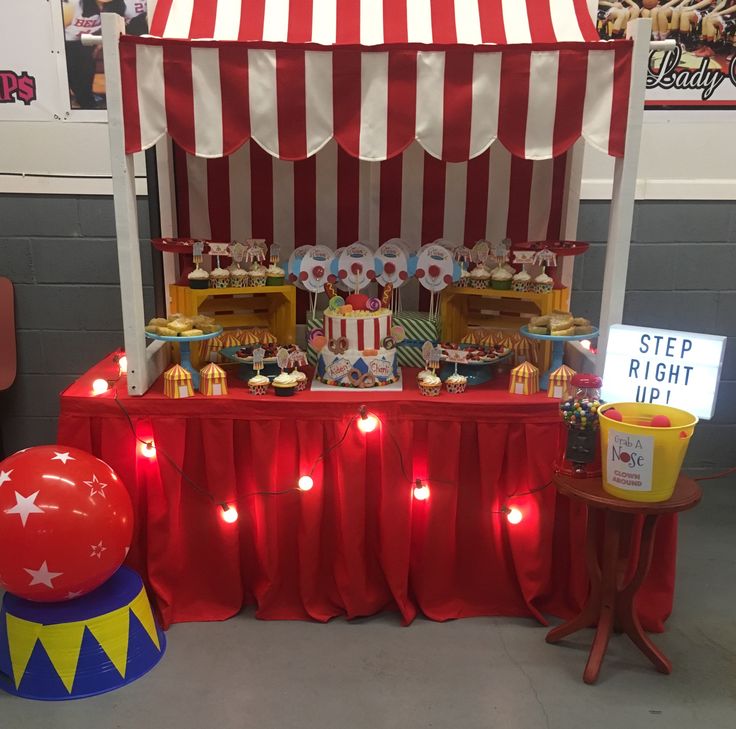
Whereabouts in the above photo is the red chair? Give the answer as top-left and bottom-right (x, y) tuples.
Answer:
(0, 277), (17, 457)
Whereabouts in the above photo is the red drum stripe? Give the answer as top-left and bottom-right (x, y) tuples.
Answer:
(276, 50), (307, 160)
(498, 50), (530, 159)
(119, 40), (141, 154)
(249, 143), (274, 243)
(239, 0), (266, 40)
(336, 0), (361, 44)
(525, 0), (556, 43)
(374, 317), (380, 348)
(149, 0), (173, 37)
(219, 44), (251, 156)
(552, 49), (587, 158)
(207, 157), (232, 241)
(545, 154), (568, 240)
(478, 0), (506, 44)
(340, 319), (347, 338)
(358, 321), (365, 351)
(288, 0), (314, 42)
(163, 44), (196, 154)
(464, 149), (490, 243)
(430, 0), (457, 43)
(506, 156), (533, 243)
(609, 45), (633, 157)
(173, 144), (190, 237)
(383, 0), (408, 42)
(336, 146), (360, 245)
(379, 155), (403, 242)
(441, 51), (474, 162)
(189, 0), (217, 38)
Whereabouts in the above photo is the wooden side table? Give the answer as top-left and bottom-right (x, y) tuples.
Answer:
(547, 474), (701, 684)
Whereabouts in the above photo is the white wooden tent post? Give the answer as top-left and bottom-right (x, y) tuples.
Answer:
(596, 18), (651, 374)
(102, 14), (167, 395)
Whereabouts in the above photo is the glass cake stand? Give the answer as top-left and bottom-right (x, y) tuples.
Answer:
(519, 326), (599, 390)
(145, 328), (223, 389)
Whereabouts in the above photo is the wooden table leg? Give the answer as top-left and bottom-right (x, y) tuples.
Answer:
(583, 510), (622, 684)
(546, 508), (603, 644)
(616, 515), (672, 674)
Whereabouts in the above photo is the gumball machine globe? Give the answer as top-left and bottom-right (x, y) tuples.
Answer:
(0, 446), (133, 602)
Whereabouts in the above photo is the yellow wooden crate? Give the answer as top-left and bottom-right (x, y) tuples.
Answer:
(169, 284), (297, 366)
(439, 286), (569, 371)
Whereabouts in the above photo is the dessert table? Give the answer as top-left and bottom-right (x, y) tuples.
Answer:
(57, 357), (679, 631)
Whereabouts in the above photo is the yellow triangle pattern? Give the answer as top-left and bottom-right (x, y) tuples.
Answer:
(129, 588), (161, 651)
(85, 606), (130, 679)
(6, 614), (42, 689)
(38, 622), (86, 693)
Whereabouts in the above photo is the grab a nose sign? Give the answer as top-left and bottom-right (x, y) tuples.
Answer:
(601, 325), (725, 420)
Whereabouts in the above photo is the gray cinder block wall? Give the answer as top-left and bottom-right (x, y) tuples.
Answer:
(0, 195), (734, 468)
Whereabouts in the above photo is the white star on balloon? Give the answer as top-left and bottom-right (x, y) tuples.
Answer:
(0, 470), (12, 487)
(5, 491), (45, 527)
(51, 451), (75, 465)
(90, 540), (107, 559)
(83, 474), (107, 498)
(24, 560), (63, 588)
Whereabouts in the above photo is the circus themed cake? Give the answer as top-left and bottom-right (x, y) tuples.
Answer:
(316, 294), (399, 388)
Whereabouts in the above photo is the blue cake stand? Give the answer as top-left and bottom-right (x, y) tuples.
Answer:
(219, 346), (283, 381)
(519, 326), (599, 390)
(145, 328), (222, 389)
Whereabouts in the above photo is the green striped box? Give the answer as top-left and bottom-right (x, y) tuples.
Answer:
(394, 312), (440, 368)
(306, 313), (324, 366)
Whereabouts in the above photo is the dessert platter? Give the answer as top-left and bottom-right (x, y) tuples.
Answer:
(520, 311), (599, 389)
(220, 343), (305, 380)
(437, 342), (514, 386)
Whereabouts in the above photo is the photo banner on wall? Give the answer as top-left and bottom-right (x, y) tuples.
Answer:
(0, 0), (64, 120)
(597, 1), (736, 107)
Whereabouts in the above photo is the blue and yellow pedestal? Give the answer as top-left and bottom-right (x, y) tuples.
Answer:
(0, 567), (165, 700)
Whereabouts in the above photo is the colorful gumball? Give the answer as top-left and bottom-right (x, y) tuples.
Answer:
(650, 415), (671, 428)
(0, 446), (133, 602)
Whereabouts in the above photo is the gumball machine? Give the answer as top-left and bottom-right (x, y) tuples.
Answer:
(557, 374), (603, 478)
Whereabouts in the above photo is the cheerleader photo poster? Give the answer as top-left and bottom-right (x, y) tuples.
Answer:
(61, 0), (148, 111)
(597, 1), (736, 107)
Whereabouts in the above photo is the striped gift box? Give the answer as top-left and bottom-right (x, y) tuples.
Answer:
(394, 312), (440, 368)
(164, 364), (194, 399)
(508, 361), (539, 396)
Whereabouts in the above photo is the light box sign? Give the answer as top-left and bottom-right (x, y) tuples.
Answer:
(602, 325), (726, 420)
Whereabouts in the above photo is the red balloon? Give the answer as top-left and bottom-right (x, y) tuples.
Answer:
(0, 446), (133, 602)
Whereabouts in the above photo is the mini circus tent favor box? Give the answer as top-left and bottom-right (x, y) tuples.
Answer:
(547, 364), (576, 400)
(515, 336), (538, 367)
(200, 362), (228, 396)
(201, 334), (224, 363)
(164, 364), (194, 399)
(509, 361), (539, 395)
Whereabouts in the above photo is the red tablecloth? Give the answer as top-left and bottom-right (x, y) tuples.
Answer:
(58, 358), (678, 631)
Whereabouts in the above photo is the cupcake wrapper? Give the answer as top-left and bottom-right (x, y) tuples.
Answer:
(469, 279), (489, 289)
(188, 280), (209, 289)
(273, 386), (296, 396)
(512, 282), (529, 292)
(249, 275), (267, 287)
(249, 384), (269, 395)
(419, 384), (442, 397)
(491, 281), (512, 290)
(446, 382), (466, 394)
(294, 380), (308, 392)
(534, 283), (553, 293)
(230, 277), (249, 288)
(266, 276), (285, 286)
(210, 278), (230, 289)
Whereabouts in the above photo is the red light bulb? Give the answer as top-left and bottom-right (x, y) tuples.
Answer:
(221, 505), (239, 523)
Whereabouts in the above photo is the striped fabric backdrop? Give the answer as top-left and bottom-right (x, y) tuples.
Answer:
(174, 140), (571, 248)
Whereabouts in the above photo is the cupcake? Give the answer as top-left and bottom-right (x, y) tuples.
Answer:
(248, 373), (270, 396)
(291, 369), (308, 392)
(418, 373), (442, 397)
(512, 269), (532, 292)
(210, 267), (230, 289)
(230, 266), (248, 288)
(188, 267), (209, 290)
(491, 267), (513, 290)
(533, 272), (553, 293)
(458, 267), (471, 288)
(272, 371), (297, 396)
(248, 264), (267, 287)
(417, 369), (435, 383)
(468, 266), (491, 289)
(445, 372), (467, 394)
(266, 264), (285, 286)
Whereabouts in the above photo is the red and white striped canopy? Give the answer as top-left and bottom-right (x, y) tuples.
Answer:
(121, 0), (633, 161)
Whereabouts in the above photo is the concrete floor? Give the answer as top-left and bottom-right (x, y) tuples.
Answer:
(2, 481), (735, 729)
